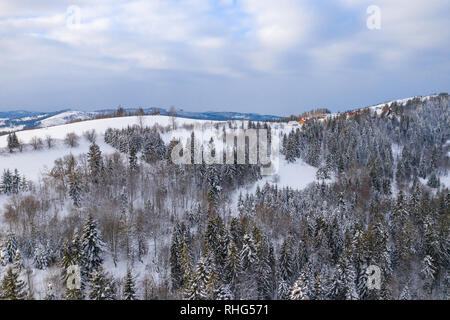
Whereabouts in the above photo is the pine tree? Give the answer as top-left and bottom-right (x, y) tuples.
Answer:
(0, 267), (27, 300)
(80, 213), (104, 277)
(224, 242), (241, 295)
(68, 171), (82, 208)
(63, 231), (84, 300)
(1, 169), (12, 194)
(427, 172), (440, 188)
(240, 234), (258, 271)
(44, 283), (56, 300)
(180, 235), (193, 290)
(61, 231), (82, 275)
(2, 232), (18, 264)
(313, 273), (325, 300)
(255, 235), (275, 299)
(184, 256), (209, 300)
(13, 249), (23, 272)
(278, 238), (294, 283)
(289, 278), (308, 300)
(215, 284), (233, 300)
(123, 268), (137, 300)
(421, 255), (436, 294)
(277, 280), (291, 300)
(239, 234), (259, 299)
(129, 145), (138, 172)
(170, 224), (184, 290)
(87, 142), (103, 183)
(88, 267), (116, 300)
(33, 244), (49, 270)
(206, 165), (221, 213)
(399, 285), (411, 300)
(237, 192), (245, 217)
(329, 247), (359, 300)
(7, 132), (20, 153)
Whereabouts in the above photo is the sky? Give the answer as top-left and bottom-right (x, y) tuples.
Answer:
(0, 0), (449, 116)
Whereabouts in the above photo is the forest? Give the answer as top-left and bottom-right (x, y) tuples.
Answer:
(0, 94), (448, 300)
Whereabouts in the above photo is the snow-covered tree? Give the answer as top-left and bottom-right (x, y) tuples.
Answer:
(0, 267), (27, 300)
(80, 213), (104, 277)
(89, 267), (116, 300)
(123, 268), (137, 300)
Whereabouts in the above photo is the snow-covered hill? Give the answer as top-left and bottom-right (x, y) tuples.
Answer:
(0, 108), (281, 133)
(38, 111), (98, 127)
(0, 94), (447, 300)
(366, 95), (440, 115)
(0, 115), (219, 180)
(0, 114), (319, 194)
(0, 110), (99, 133)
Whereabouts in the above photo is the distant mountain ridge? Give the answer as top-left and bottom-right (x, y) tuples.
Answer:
(0, 107), (282, 133)
(0, 94), (446, 133)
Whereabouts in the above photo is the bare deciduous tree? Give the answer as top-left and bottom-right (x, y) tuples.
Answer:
(45, 135), (54, 149)
(83, 129), (97, 143)
(30, 136), (43, 150)
(64, 132), (79, 148)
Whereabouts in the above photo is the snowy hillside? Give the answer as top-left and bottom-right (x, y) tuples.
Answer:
(0, 114), (316, 189)
(0, 115), (218, 180)
(0, 113), (318, 299)
(0, 110), (99, 133)
(0, 108), (281, 133)
(0, 94), (447, 301)
(38, 111), (98, 127)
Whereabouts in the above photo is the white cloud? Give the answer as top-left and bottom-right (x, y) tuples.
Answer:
(240, 0), (312, 49)
(238, 0), (316, 72)
(309, 0), (450, 70)
(0, 0), (448, 111)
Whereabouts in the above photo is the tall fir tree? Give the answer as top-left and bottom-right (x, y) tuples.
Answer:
(80, 213), (104, 277)
(123, 267), (137, 300)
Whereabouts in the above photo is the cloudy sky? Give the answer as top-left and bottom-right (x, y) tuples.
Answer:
(0, 0), (449, 115)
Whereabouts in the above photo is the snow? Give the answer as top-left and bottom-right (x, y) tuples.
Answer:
(262, 158), (318, 190)
(39, 111), (90, 127)
(0, 138), (116, 181)
(367, 95), (438, 115)
(0, 115), (218, 149)
(0, 115), (225, 183)
(0, 125), (25, 132)
(441, 174), (450, 189)
(231, 158), (318, 213)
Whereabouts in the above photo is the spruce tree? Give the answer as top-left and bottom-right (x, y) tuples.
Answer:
(80, 213), (104, 277)
(0, 267), (27, 300)
(33, 244), (49, 270)
(2, 232), (18, 264)
(289, 278), (308, 300)
(89, 267), (116, 300)
(123, 268), (137, 300)
(87, 142), (103, 183)
(68, 171), (82, 208)
(184, 256), (209, 300)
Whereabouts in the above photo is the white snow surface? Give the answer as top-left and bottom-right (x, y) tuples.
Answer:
(0, 115), (222, 182)
(231, 158), (318, 214)
(0, 115), (217, 148)
(39, 111), (91, 127)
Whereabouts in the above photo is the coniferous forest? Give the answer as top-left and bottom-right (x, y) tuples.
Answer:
(0, 94), (448, 300)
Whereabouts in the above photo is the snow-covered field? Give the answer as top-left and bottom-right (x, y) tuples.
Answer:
(0, 137), (116, 181)
(241, 158), (317, 193)
(0, 115), (296, 184)
(230, 158), (319, 215)
(0, 115), (222, 181)
(0, 115), (217, 149)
